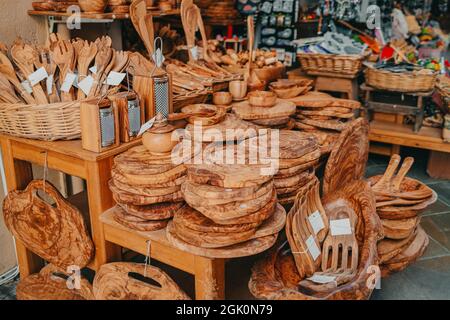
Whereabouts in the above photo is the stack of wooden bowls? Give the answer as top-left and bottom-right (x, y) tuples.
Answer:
(269, 79), (313, 100)
(204, 0), (241, 25)
(232, 92), (296, 129)
(166, 149), (287, 258)
(289, 92), (361, 155)
(255, 130), (320, 207)
(368, 155), (437, 277)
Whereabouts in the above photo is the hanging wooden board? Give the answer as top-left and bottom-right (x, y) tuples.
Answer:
(3, 180), (94, 270)
(93, 262), (190, 300)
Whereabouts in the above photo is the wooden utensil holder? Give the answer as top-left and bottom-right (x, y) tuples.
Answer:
(133, 73), (174, 121)
(109, 92), (144, 143)
(81, 98), (120, 153)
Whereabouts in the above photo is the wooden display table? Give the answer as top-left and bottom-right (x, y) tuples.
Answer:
(313, 72), (359, 100)
(101, 208), (225, 300)
(0, 135), (141, 278)
(362, 83), (434, 133)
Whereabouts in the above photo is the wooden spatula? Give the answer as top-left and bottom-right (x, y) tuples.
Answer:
(371, 154), (401, 194)
(392, 157), (414, 192)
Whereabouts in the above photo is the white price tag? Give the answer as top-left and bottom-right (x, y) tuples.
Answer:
(308, 274), (336, 284)
(330, 219), (352, 236)
(46, 74), (54, 95)
(28, 67), (48, 86)
(308, 210), (325, 235)
(104, 71), (126, 86)
(306, 235), (320, 261)
(73, 73), (79, 89)
(190, 46), (199, 60)
(138, 117), (156, 137)
(78, 75), (95, 96)
(89, 66), (97, 74)
(21, 80), (33, 94)
(61, 73), (77, 93)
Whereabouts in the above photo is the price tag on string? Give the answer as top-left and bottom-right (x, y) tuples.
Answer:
(306, 235), (320, 261)
(138, 117), (156, 137)
(308, 274), (336, 284)
(61, 73), (77, 93)
(89, 65), (97, 74)
(308, 210), (325, 235)
(78, 75), (95, 96)
(330, 219), (352, 236)
(28, 67), (48, 86)
(190, 46), (199, 61)
(104, 71), (126, 86)
(46, 74), (54, 95)
(21, 80), (33, 94)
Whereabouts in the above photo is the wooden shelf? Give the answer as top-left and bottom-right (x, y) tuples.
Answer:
(28, 9), (180, 20)
(369, 120), (450, 153)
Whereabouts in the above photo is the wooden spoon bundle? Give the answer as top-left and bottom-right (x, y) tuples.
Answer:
(109, 144), (194, 232)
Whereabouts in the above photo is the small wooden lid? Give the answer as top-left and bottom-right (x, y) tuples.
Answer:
(148, 113), (175, 134)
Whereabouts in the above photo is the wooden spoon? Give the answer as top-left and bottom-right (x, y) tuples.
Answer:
(76, 41), (98, 100)
(130, 0), (154, 56)
(11, 43), (49, 104)
(50, 40), (75, 101)
(0, 64), (35, 104)
(34, 46), (60, 103)
(88, 47), (112, 98)
(371, 154), (401, 194)
(392, 157), (414, 192)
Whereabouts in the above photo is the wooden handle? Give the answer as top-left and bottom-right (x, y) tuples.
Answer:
(28, 180), (63, 207)
(374, 154), (401, 190)
(392, 157), (414, 192)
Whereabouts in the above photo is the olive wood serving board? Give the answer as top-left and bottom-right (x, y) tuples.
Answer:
(288, 92), (361, 109)
(232, 100), (296, 120)
(118, 202), (183, 221)
(112, 169), (186, 188)
(114, 208), (169, 232)
(378, 229), (417, 263)
(381, 217), (420, 240)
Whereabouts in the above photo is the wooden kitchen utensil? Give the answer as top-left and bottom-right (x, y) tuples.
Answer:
(76, 41), (98, 100)
(49, 40), (76, 101)
(3, 180), (94, 270)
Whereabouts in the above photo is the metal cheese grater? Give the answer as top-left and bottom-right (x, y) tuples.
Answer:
(127, 96), (141, 137)
(99, 106), (115, 148)
(151, 37), (171, 117)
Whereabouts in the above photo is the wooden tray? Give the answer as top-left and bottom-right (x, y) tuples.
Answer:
(232, 100), (296, 120)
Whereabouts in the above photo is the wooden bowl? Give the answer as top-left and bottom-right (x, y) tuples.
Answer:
(248, 91), (277, 108)
(78, 0), (108, 13)
(271, 86), (307, 99)
(229, 80), (248, 100)
(213, 92), (233, 106)
(248, 81), (267, 93)
(181, 104), (226, 126)
(270, 79), (313, 90)
(142, 131), (178, 155)
(32, 1), (55, 11)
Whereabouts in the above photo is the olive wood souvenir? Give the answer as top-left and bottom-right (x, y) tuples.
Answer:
(118, 202), (183, 221)
(302, 106), (354, 114)
(297, 109), (355, 119)
(212, 194), (277, 225)
(294, 121), (319, 131)
(114, 157), (175, 175)
(378, 229), (417, 263)
(180, 104), (226, 126)
(166, 221), (278, 259)
(278, 151), (321, 172)
(252, 117), (291, 126)
(298, 270), (357, 294)
(112, 178), (181, 198)
(187, 163), (272, 188)
(275, 169), (315, 189)
(382, 217), (420, 240)
(381, 227), (429, 277)
(270, 79), (314, 90)
(295, 117), (350, 132)
(249, 181), (383, 300)
(232, 100), (296, 120)
(93, 262), (190, 300)
(377, 191), (437, 216)
(119, 165), (187, 186)
(114, 209), (169, 232)
(16, 264), (94, 300)
(248, 91), (278, 108)
(288, 92), (361, 109)
(192, 189), (276, 221)
(277, 161), (318, 178)
(109, 180), (184, 206)
(323, 118), (369, 195)
(3, 180), (94, 270)
(370, 155), (401, 195)
(112, 169), (186, 188)
(368, 175), (434, 201)
(118, 144), (199, 166)
(391, 157), (415, 192)
(182, 180), (274, 206)
(174, 205), (261, 233)
(183, 180), (273, 203)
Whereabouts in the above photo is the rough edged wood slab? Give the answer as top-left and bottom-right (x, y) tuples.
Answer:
(16, 264), (94, 300)
(323, 118), (369, 195)
(3, 180), (94, 270)
(382, 217), (420, 240)
(378, 229), (418, 263)
(377, 191), (438, 220)
(113, 207), (170, 232)
(249, 181), (383, 300)
(166, 221), (279, 259)
(288, 92), (361, 109)
(93, 262), (190, 300)
(118, 202), (183, 221)
(232, 100), (296, 120)
(112, 169), (186, 188)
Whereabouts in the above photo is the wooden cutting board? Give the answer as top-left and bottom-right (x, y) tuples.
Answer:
(118, 165), (187, 186)
(109, 180), (184, 206)
(114, 208), (169, 232)
(187, 163), (273, 188)
(323, 118), (369, 195)
(112, 169), (186, 188)
(113, 178), (181, 197)
(279, 149), (321, 170)
(275, 168), (315, 189)
(382, 217), (420, 240)
(118, 202), (183, 221)
(166, 221), (278, 259)
(232, 100), (296, 120)
(295, 116), (350, 132)
(16, 264), (94, 300)
(378, 229), (418, 263)
(93, 262), (190, 300)
(288, 92), (361, 109)
(377, 191), (437, 219)
(252, 117), (291, 126)
(3, 180), (94, 270)
(277, 161), (317, 178)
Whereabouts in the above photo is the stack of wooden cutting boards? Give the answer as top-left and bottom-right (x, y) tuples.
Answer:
(166, 141), (287, 258)
(109, 144), (196, 232)
(232, 98), (297, 130)
(288, 92), (361, 155)
(368, 155), (437, 277)
(261, 130), (321, 207)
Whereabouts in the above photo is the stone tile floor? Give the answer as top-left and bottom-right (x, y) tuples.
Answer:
(1, 151), (449, 300)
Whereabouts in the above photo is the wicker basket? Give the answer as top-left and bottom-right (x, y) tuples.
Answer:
(365, 68), (437, 92)
(0, 101), (81, 141)
(297, 52), (368, 76)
